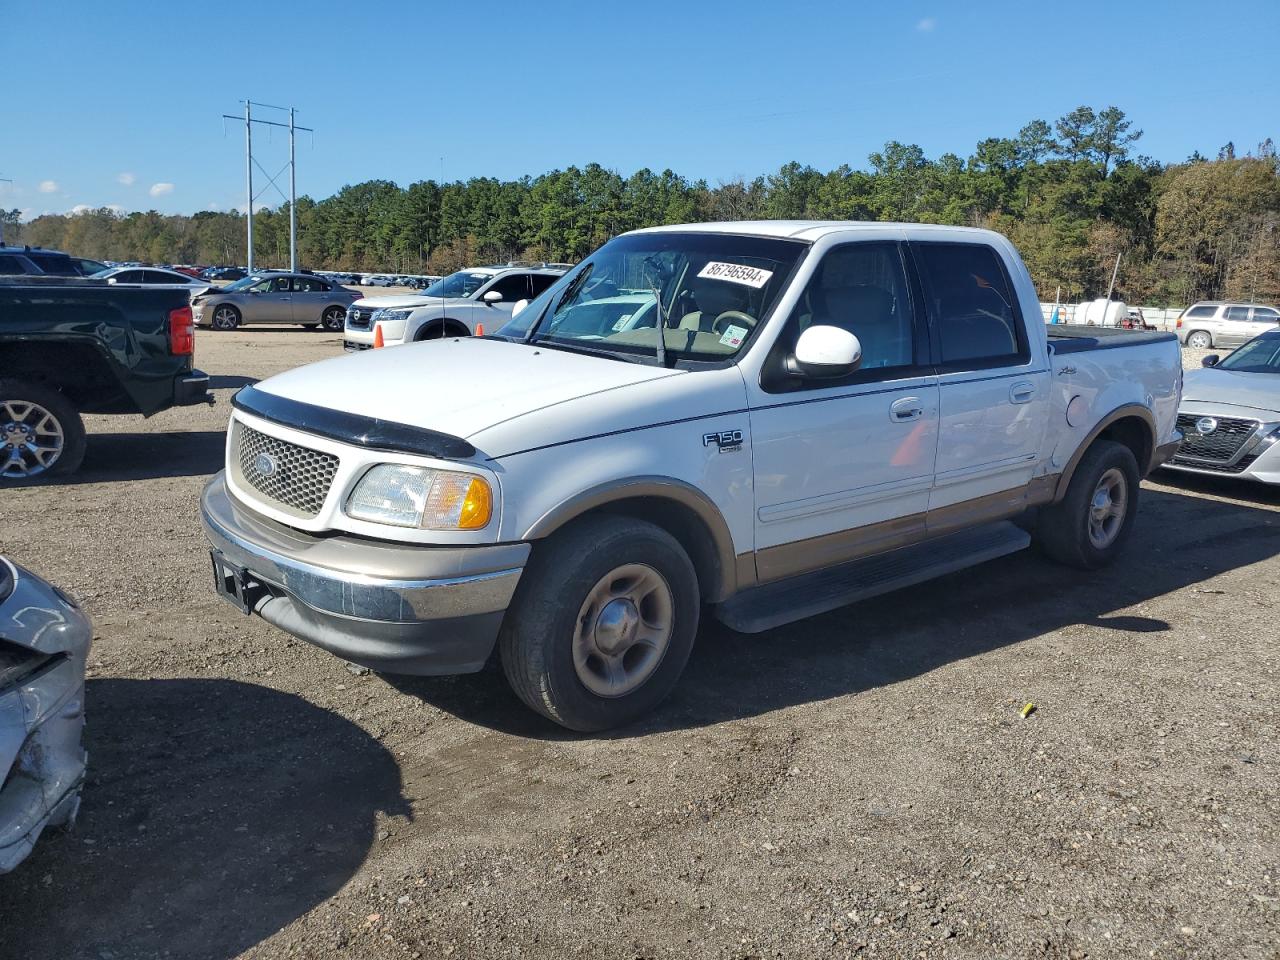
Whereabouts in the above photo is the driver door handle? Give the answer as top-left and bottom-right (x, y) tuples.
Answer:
(890, 397), (925, 422)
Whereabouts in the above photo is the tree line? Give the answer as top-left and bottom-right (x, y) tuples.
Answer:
(6, 106), (1278, 306)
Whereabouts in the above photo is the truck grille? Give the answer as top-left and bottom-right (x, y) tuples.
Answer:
(1172, 413), (1257, 465)
(233, 422), (339, 517)
(347, 306), (376, 330)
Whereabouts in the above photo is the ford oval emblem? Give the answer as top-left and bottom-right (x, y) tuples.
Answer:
(254, 452), (279, 477)
(1195, 417), (1218, 435)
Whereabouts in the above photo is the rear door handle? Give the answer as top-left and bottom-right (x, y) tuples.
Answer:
(1009, 381), (1036, 404)
(890, 397), (924, 422)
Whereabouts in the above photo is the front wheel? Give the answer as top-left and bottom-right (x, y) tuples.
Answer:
(500, 516), (700, 732)
(1186, 330), (1212, 349)
(1035, 440), (1139, 569)
(211, 305), (241, 331)
(321, 306), (346, 332)
(0, 379), (87, 480)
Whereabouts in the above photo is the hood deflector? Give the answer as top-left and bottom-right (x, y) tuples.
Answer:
(232, 385), (476, 460)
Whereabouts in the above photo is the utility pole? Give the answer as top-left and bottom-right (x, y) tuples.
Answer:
(1102, 251), (1122, 324)
(223, 101), (313, 272)
(0, 177), (13, 245)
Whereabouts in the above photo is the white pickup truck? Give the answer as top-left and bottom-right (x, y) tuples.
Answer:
(202, 221), (1183, 731)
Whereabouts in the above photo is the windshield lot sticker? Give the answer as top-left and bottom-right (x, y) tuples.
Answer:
(697, 261), (774, 289)
(719, 324), (748, 347)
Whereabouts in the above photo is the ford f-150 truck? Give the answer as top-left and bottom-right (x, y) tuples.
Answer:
(201, 222), (1183, 731)
(0, 276), (211, 480)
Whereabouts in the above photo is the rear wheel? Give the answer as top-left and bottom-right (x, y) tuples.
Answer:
(1186, 330), (1212, 349)
(500, 516), (700, 731)
(211, 305), (241, 331)
(0, 379), (86, 480)
(1035, 440), (1139, 569)
(321, 306), (346, 332)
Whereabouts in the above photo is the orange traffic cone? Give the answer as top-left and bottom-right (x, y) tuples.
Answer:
(373, 324), (384, 348)
(475, 322), (484, 336)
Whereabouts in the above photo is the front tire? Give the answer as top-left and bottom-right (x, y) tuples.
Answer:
(211, 305), (241, 331)
(1035, 440), (1139, 569)
(500, 516), (700, 732)
(1186, 330), (1212, 349)
(321, 306), (346, 332)
(0, 379), (87, 480)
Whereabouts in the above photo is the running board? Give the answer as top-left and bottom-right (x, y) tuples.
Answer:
(716, 521), (1031, 634)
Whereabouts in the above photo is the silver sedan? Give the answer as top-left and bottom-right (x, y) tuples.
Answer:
(192, 272), (361, 331)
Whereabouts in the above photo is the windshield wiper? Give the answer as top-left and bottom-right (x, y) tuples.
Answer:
(533, 339), (646, 363)
(643, 256), (669, 368)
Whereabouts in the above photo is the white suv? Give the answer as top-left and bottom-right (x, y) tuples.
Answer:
(1176, 301), (1280, 349)
(344, 264), (568, 350)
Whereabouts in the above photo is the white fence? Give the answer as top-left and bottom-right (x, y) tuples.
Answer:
(1039, 302), (1185, 332)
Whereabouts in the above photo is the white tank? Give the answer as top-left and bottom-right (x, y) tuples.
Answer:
(1074, 298), (1127, 327)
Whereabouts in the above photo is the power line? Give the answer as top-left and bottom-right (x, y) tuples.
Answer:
(221, 101), (314, 272)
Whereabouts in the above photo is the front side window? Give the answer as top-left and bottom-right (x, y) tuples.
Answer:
(1251, 307), (1279, 322)
(529, 231), (807, 363)
(485, 274), (531, 301)
(914, 242), (1024, 366)
(423, 271), (493, 299)
(776, 242), (916, 374)
(529, 274), (559, 296)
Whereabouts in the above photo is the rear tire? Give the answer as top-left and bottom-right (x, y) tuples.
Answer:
(1035, 440), (1139, 569)
(500, 516), (700, 732)
(0, 379), (87, 480)
(1186, 330), (1212, 349)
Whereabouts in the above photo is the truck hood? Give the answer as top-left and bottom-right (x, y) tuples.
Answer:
(1182, 368), (1280, 415)
(250, 337), (683, 443)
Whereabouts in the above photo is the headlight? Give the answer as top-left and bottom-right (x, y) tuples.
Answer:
(346, 464), (492, 529)
(372, 308), (414, 323)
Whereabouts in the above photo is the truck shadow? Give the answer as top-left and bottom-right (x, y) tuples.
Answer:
(394, 487), (1280, 738)
(0, 678), (409, 960)
(76, 430), (227, 483)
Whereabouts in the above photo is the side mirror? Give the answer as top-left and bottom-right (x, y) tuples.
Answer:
(786, 325), (862, 378)
(482, 290), (503, 304)
(511, 298), (529, 318)
(1202, 354), (1220, 367)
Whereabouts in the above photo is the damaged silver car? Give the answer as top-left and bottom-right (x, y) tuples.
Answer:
(0, 557), (91, 873)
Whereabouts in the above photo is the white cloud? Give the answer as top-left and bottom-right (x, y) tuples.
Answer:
(38, 180), (59, 193)
(69, 203), (126, 216)
(916, 17), (936, 31)
(70, 204), (92, 215)
(117, 172), (136, 186)
(149, 182), (174, 198)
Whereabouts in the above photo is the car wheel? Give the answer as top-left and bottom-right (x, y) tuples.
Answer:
(416, 321), (462, 340)
(1186, 330), (1212, 349)
(0, 379), (87, 480)
(1035, 440), (1139, 570)
(500, 515), (700, 732)
(211, 305), (241, 331)
(321, 306), (346, 332)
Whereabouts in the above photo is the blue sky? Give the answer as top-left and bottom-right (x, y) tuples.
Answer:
(4, 0), (1278, 219)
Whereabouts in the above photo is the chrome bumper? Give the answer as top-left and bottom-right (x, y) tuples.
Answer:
(200, 473), (529, 674)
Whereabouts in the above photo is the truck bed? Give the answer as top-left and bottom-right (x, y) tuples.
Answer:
(1047, 325), (1177, 354)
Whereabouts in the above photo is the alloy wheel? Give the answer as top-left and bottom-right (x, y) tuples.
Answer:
(1, 399), (65, 478)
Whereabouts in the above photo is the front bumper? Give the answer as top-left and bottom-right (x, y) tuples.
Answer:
(0, 562), (92, 874)
(175, 369), (213, 406)
(1162, 410), (1280, 484)
(200, 473), (529, 674)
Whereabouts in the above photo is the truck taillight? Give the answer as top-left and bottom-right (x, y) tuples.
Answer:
(169, 305), (194, 356)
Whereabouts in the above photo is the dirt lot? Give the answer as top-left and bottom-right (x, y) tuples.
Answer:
(1, 332), (1277, 960)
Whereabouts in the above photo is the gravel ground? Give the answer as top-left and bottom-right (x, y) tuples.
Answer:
(0, 331), (1277, 960)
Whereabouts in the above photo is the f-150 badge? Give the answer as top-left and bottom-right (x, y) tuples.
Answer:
(703, 429), (744, 453)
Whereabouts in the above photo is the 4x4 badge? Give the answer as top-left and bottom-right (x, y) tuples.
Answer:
(703, 430), (744, 453)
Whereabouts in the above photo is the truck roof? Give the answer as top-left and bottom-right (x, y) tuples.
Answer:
(632, 220), (1007, 243)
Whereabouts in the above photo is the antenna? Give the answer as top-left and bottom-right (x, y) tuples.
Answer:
(0, 176), (13, 245)
(222, 101), (314, 272)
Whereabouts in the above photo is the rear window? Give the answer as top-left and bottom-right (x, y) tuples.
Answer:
(1185, 305), (1217, 318)
(913, 242), (1024, 365)
(27, 254), (78, 276)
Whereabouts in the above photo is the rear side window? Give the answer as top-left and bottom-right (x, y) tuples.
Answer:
(28, 254), (78, 276)
(0, 255), (30, 274)
(1185, 305), (1217, 318)
(1225, 305), (1251, 320)
(913, 242), (1025, 366)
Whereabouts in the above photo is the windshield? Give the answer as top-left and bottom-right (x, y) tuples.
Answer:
(1217, 335), (1280, 373)
(223, 275), (268, 291)
(422, 271), (493, 299)
(525, 232), (806, 362)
